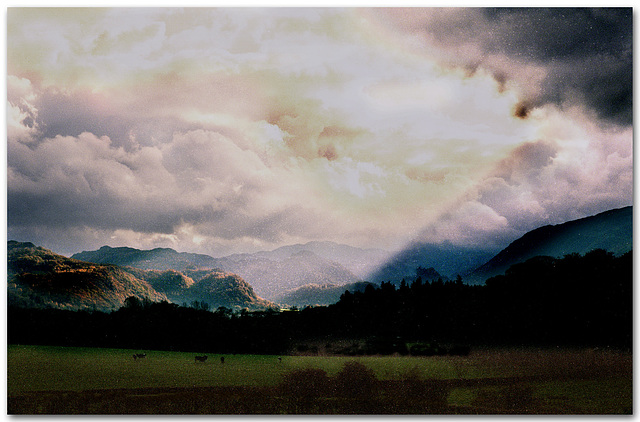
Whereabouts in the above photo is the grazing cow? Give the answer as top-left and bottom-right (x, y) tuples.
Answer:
(220, 356), (225, 364)
(195, 355), (208, 363)
(133, 353), (146, 360)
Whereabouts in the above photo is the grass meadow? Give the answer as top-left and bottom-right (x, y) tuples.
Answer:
(7, 344), (632, 414)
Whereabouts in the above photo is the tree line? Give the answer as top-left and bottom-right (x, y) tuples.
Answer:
(7, 250), (632, 353)
(329, 249), (632, 349)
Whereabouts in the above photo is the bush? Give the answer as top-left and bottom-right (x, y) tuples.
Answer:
(364, 337), (408, 355)
(333, 361), (379, 398)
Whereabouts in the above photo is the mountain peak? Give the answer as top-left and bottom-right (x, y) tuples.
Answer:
(8, 240), (36, 248)
(290, 250), (319, 259)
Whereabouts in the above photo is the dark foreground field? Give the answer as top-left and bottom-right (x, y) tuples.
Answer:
(9, 377), (631, 415)
(7, 345), (632, 415)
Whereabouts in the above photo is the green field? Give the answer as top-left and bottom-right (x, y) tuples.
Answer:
(7, 344), (632, 414)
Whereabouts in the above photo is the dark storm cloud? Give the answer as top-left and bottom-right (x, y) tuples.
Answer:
(7, 187), (180, 235)
(36, 89), (129, 143)
(482, 8), (631, 60)
(482, 7), (632, 125)
(384, 7), (633, 125)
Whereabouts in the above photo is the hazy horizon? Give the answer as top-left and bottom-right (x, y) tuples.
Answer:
(7, 7), (633, 258)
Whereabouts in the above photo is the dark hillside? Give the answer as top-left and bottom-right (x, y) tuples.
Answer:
(366, 242), (495, 285)
(468, 206), (632, 283)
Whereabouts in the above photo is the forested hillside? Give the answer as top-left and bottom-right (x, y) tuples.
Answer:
(8, 241), (167, 311)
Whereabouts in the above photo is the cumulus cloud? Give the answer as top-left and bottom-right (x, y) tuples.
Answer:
(7, 76), (40, 142)
(8, 126), (330, 252)
(417, 107), (633, 247)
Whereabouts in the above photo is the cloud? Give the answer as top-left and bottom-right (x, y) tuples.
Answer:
(7, 76), (40, 141)
(367, 7), (632, 125)
(488, 8), (632, 125)
(6, 8), (633, 257)
(7, 127), (324, 255)
(417, 108), (633, 247)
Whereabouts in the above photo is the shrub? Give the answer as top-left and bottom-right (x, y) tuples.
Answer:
(333, 361), (379, 398)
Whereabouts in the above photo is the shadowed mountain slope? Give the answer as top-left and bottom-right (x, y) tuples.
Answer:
(365, 243), (496, 286)
(467, 206), (633, 284)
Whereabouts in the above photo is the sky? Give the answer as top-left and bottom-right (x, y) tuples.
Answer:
(6, 7), (633, 258)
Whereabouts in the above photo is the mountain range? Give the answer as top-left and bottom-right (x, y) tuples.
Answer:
(73, 242), (373, 300)
(8, 241), (166, 311)
(8, 241), (274, 312)
(226, 241), (391, 279)
(11, 205), (632, 310)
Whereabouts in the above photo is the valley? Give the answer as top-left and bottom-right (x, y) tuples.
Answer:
(6, 206), (634, 415)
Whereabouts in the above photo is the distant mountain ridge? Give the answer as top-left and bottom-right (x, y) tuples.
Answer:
(67, 206), (633, 303)
(467, 206), (632, 283)
(229, 241), (391, 279)
(72, 246), (219, 271)
(73, 241), (372, 300)
(9, 241), (275, 312)
(221, 250), (362, 300)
